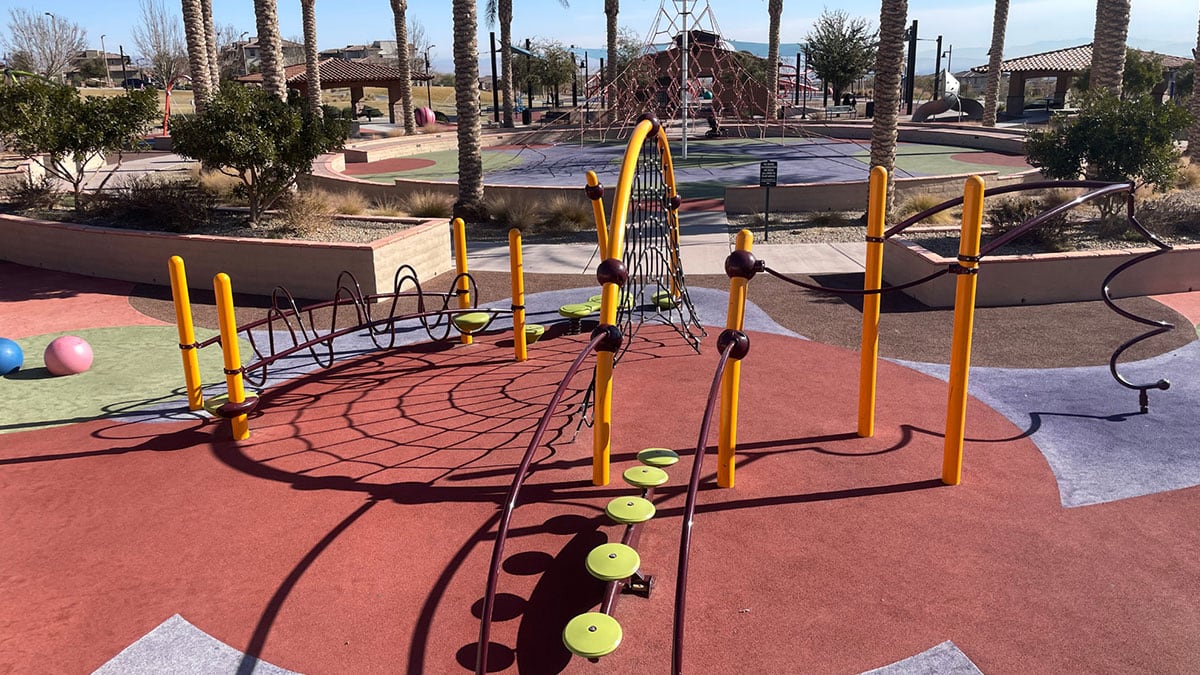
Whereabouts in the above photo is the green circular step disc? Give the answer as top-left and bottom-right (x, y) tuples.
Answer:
(453, 312), (490, 334)
(586, 543), (640, 581)
(563, 612), (622, 658)
(637, 447), (680, 467)
(524, 324), (545, 343)
(653, 290), (678, 309)
(623, 465), (669, 489)
(606, 496), (656, 524)
(558, 303), (596, 319)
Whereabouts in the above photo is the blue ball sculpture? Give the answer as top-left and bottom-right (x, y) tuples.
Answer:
(0, 337), (24, 375)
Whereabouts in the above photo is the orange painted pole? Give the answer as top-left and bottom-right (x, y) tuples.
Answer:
(452, 217), (473, 345)
(857, 166), (888, 437)
(214, 273), (249, 440)
(585, 170), (609, 256)
(509, 228), (528, 362)
(717, 229), (754, 488)
(942, 175), (986, 485)
(168, 256), (204, 411)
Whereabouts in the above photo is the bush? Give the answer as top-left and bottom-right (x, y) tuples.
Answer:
(0, 175), (60, 210)
(326, 188), (367, 215)
(1025, 91), (1192, 190)
(1139, 190), (1200, 238)
(1174, 158), (1200, 190)
(986, 194), (1071, 252)
(538, 195), (594, 232)
(368, 196), (405, 217)
(87, 174), (216, 233)
(274, 189), (335, 237)
(401, 190), (454, 218)
(897, 193), (956, 225)
(487, 195), (541, 229)
(194, 168), (246, 204)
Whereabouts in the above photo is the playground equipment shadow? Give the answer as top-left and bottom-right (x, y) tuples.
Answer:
(2, 261), (1200, 673)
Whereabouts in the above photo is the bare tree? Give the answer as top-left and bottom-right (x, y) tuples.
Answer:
(2, 9), (87, 80)
(132, 0), (186, 87)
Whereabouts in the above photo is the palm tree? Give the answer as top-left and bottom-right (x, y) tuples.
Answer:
(390, 0), (415, 133)
(1187, 12), (1200, 161)
(981, 0), (1009, 127)
(253, 0), (288, 99)
(766, 0), (783, 120)
(1090, 0), (1131, 95)
(301, 0), (322, 112)
(488, 0), (567, 129)
(201, 0), (220, 89)
(606, 0), (618, 112)
(453, 0), (484, 216)
(869, 0), (908, 217)
(180, 0), (213, 111)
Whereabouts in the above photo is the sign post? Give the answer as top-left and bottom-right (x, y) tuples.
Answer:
(759, 160), (777, 242)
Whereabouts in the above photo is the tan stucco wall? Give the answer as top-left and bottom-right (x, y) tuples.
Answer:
(0, 213), (451, 300)
(883, 238), (1200, 308)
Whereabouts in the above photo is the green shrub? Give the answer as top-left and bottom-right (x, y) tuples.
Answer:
(985, 194), (1071, 252)
(273, 189), (334, 238)
(1139, 191), (1200, 238)
(487, 195), (541, 229)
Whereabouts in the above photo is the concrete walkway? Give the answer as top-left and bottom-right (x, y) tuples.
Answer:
(467, 208), (868, 275)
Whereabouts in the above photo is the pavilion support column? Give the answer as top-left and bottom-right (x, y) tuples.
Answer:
(388, 85), (401, 124)
(1053, 74), (1071, 108)
(1006, 73), (1026, 117)
(350, 85), (365, 118)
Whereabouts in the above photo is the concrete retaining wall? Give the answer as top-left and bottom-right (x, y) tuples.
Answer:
(883, 238), (1200, 308)
(0, 213), (452, 299)
(725, 169), (1043, 214)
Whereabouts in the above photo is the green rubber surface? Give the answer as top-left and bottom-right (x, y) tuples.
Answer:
(452, 312), (490, 334)
(638, 447), (680, 467)
(623, 465), (669, 488)
(0, 326), (236, 434)
(585, 543), (640, 581)
(606, 496), (656, 524)
(562, 612), (622, 658)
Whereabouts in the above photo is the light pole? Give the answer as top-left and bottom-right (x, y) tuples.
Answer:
(239, 32), (249, 76)
(424, 45), (434, 109)
(100, 33), (111, 87)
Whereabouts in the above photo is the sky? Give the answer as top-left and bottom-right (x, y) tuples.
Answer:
(5, 0), (1196, 76)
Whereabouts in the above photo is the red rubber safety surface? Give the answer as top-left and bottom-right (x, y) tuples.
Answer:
(3, 323), (1198, 674)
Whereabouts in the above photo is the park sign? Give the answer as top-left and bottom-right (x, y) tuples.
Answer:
(759, 160), (778, 187)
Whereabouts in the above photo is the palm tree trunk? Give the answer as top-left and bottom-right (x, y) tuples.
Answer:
(869, 0), (908, 217)
(253, 0), (288, 99)
(499, 0), (514, 128)
(1187, 11), (1200, 160)
(201, 0), (220, 90)
(301, 0), (322, 112)
(453, 0), (484, 216)
(766, 0), (783, 120)
(181, 0), (213, 112)
(390, 0), (415, 133)
(606, 0), (618, 116)
(981, 0), (1009, 127)
(1090, 0), (1130, 95)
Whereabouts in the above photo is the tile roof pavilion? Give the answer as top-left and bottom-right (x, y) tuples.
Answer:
(237, 58), (429, 123)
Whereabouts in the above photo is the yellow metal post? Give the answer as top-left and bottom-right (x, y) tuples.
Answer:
(214, 273), (249, 440)
(857, 166), (888, 437)
(942, 176), (986, 485)
(586, 170), (609, 256)
(452, 217), (473, 345)
(591, 118), (657, 486)
(509, 228), (528, 362)
(717, 229), (754, 488)
(168, 255), (204, 410)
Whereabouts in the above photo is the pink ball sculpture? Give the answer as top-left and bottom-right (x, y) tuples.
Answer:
(44, 335), (94, 376)
(414, 106), (435, 127)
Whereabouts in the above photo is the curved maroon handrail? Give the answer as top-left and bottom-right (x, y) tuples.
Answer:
(475, 332), (607, 674)
(671, 339), (737, 675)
